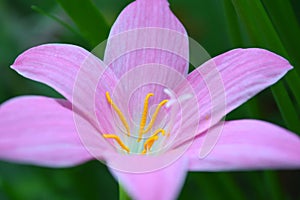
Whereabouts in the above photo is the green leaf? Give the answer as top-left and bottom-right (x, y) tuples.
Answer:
(223, 1), (243, 47)
(230, 0), (284, 51)
(263, 171), (283, 200)
(217, 173), (245, 200)
(56, 0), (109, 48)
(261, 0), (300, 75)
(260, 0), (300, 110)
(119, 184), (131, 200)
(271, 81), (300, 133)
(230, 0), (300, 134)
(31, 5), (82, 38)
(223, 1), (262, 118)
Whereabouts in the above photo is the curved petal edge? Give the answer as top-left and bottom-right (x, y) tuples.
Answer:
(186, 120), (300, 171)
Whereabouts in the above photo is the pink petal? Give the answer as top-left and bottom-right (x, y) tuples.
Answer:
(11, 43), (109, 103)
(110, 157), (188, 200)
(0, 96), (95, 167)
(11, 43), (120, 134)
(105, 64), (191, 138)
(187, 120), (300, 171)
(172, 48), (293, 147)
(104, 0), (189, 77)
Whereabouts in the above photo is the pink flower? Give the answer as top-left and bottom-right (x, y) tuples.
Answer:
(1, 0), (300, 199)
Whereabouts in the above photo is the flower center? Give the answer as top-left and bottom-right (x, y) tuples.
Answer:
(103, 91), (169, 155)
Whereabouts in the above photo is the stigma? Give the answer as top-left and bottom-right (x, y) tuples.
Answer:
(103, 91), (169, 155)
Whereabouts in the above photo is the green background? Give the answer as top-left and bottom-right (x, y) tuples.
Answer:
(0, 0), (299, 199)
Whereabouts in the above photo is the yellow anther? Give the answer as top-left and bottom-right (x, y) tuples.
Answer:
(151, 128), (165, 137)
(141, 149), (147, 155)
(103, 134), (130, 153)
(103, 92), (169, 155)
(142, 99), (168, 134)
(141, 129), (165, 154)
(138, 93), (154, 141)
(137, 93), (168, 142)
(141, 135), (159, 155)
(105, 92), (130, 136)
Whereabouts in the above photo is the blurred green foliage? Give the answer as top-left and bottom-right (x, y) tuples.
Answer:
(0, 0), (299, 199)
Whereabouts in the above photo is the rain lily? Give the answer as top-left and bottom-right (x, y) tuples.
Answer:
(1, 0), (300, 199)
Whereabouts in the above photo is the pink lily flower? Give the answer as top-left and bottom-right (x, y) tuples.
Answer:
(1, 0), (300, 199)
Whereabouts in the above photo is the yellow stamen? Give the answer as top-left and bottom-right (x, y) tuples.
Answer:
(104, 92), (169, 155)
(141, 135), (159, 155)
(142, 99), (168, 134)
(106, 92), (130, 136)
(137, 93), (168, 142)
(138, 93), (154, 141)
(103, 134), (130, 153)
(151, 128), (165, 137)
(141, 129), (165, 154)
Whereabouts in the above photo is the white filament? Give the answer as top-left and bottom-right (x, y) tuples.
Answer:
(163, 88), (193, 108)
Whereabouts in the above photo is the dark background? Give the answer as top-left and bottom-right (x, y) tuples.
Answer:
(0, 0), (299, 199)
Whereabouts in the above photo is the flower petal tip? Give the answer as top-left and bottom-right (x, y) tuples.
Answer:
(248, 48), (293, 70)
